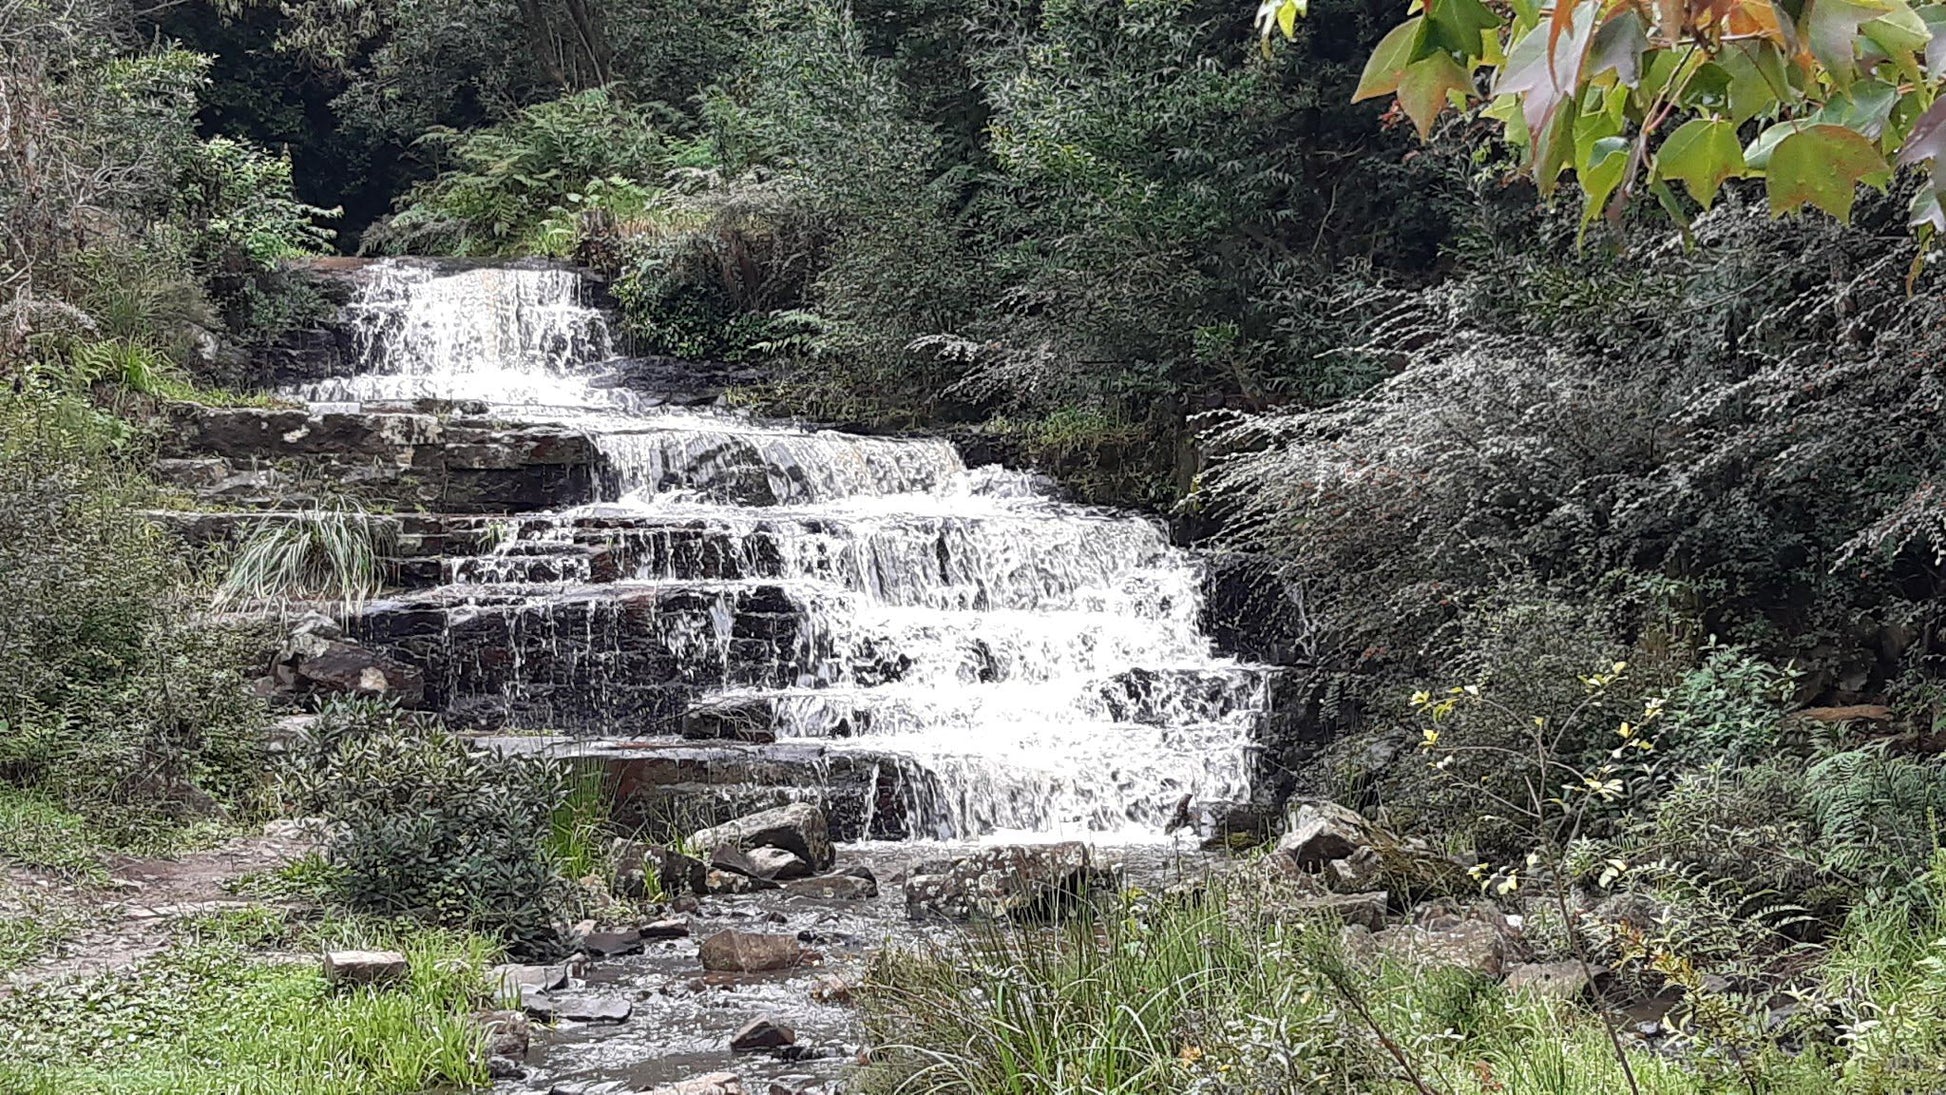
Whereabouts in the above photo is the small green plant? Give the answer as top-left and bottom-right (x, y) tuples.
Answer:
(217, 507), (397, 615)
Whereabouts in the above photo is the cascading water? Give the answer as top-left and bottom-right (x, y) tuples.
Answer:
(309, 258), (1272, 842)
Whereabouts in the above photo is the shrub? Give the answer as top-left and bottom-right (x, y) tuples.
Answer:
(0, 388), (268, 833)
(216, 507), (398, 616)
(281, 699), (573, 951)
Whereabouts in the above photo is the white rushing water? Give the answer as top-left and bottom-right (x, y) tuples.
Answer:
(305, 259), (1269, 842)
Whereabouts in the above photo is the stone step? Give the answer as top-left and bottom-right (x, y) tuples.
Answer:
(156, 405), (597, 513)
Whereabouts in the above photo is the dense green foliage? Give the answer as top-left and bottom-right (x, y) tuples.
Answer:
(280, 700), (576, 950)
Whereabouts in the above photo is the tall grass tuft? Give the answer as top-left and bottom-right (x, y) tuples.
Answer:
(217, 507), (397, 616)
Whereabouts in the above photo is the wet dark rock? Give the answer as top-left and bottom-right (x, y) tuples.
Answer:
(747, 846), (812, 880)
(323, 949), (408, 987)
(273, 631), (425, 706)
(615, 840), (710, 898)
(690, 803), (835, 872)
(698, 930), (808, 973)
(768, 1077), (825, 1095)
(641, 916), (691, 939)
(729, 1015), (797, 1052)
(808, 974), (857, 1004)
(781, 873), (877, 900)
(904, 842), (1114, 921)
(580, 928), (643, 957)
(1323, 847), (1384, 892)
(485, 1055), (524, 1080)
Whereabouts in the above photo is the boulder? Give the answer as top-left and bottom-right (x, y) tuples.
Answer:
(323, 949), (408, 987)
(904, 842), (1114, 922)
(1504, 960), (1594, 1002)
(729, 1015), (797, 1052)
(614, 840), (709, 898)
(699, 930), (808, 973)
(1274, 800), (1371, 870)
(747, 846), (812, 880)
(689, 803), (834, 872)
(275, 632), (425, 706)
(809, 974), (857, 1004)
(1373, 919), (1508, 978)
(782, 873), (878, 900)
(490, 963), (571, 996)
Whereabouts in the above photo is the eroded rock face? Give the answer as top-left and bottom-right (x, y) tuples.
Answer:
(729, 1015), (796, 1052)
(689, 804), (835, 873)
(614, 840), (710, 899)
(273, 630), (426, 706)
(903, 842), (1114, 921)
(1373, 918), (1510, 978)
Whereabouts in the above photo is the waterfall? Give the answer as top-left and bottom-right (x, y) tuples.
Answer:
(307, 258), (1270, 842)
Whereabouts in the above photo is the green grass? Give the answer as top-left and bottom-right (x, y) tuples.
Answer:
(0, 787), (110, 880)
(0, 909), (498, 1095)
(852, 879), (1853, 1095)
(0, 905), (85, 976)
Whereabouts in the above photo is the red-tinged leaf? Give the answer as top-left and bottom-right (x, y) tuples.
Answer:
(1496, 4), (1597, 146)
(1766, 123), (1891, 220)
(1898, 94), (1946, 166)
(1354, 18), (1427, 102)
(1397, 52), (1474, 138)
(1655, 117), (1747, 208)
(1923, 5), (1946, 76)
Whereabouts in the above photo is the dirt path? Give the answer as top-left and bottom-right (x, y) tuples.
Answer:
(1, 824), (320, 992)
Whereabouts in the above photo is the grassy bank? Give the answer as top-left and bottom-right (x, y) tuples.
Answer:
(854, 874), (1946, 1095)
(0, 909), (498, 1095)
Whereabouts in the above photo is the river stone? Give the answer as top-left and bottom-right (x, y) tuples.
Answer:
(641, 1074), (744, 1095)
(782, 872), (878, 900)
(699, 930), (807, 972)
(526, 992), (632, 1023)
(689, 803), (834, 872)
(1274, 800), (1371, 870)
(323, 949), (408, 987)
(708, 867), (780, 894)
(275, 632), (426, 706)
(903, 842), (1114, 921)
(747, 845), (812, 880)
(1504, 960), (1594, 1002)
(641, 916), (691, 939)
(729, 1015), (797, 1052)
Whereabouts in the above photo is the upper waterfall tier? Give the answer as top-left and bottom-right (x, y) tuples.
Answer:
(303, 259), (1270, 843)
